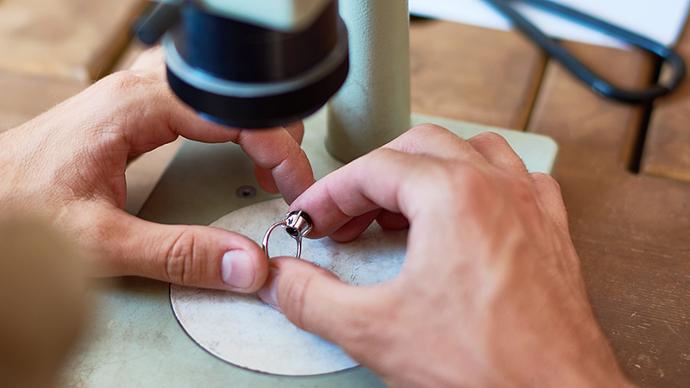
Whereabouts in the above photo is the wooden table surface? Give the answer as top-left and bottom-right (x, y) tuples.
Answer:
(0, 2), (688, 387)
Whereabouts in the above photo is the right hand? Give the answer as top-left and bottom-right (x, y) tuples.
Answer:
(258, 126), (631, 387)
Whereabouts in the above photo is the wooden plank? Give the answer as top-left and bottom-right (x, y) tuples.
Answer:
(528, 42), (654, 175)
(0, 0), (147, 83)
(558, 172), (690, 388)
(528, 42), (690, 387)
(641, 29), (690, 182)
(410, 20), (545, 130)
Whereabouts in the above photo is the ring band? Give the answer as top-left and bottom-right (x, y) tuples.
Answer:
(261, 210), (313, 259)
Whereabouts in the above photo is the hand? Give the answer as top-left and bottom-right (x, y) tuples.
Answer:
(258, 126), (631, 387)
(0, 48), (314, 292)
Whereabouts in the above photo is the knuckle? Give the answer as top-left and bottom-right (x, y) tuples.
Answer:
(470, 132), (519, 161)
(416, 160), (481, 190)
(101, 70), (155, 95)
(406, 124), (461, 150)
(452, 164), (496, 207)
(368, 146), (401, 163)
(285, 121), (304, 135)
(496, 172), (539, 211)
(450, 163), (490, 189)
(163, 227), (198, 285)
(471, 131), (508, 146)
(416, 161), (491, 204)
(512, 178), (535, 202)
(413, 159), (454, 186)
(407, 123), (451, 138)
(532, 172), (561, 192)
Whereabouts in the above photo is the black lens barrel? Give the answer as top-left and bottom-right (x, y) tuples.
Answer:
(166, 0), (349, 128)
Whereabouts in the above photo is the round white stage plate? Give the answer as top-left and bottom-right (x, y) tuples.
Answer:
(170, 199), (407, 376)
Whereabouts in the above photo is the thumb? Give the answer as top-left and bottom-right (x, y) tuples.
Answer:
(258, 258), (383, 347)
(97, 208), (268, 292)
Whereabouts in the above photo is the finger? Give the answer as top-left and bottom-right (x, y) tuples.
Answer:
(385, 124), (485, 163)
(283, 122), (305, 145)
(96, 71), (315, 201)
(329, 210), (380, 242)
(253, 122), (306, 194)
(99, 69), (289, 152)
(236, 128), (315, 203)
(94, 205), (268, 292)
(531, 173), (569, 232)
(467, 132), (528, 176)
(258, 258), (387, 347)
(290, 148), (445, 237)
(98, 71), (241, 153)
(254, 165), (279, 193)
(287, 125), (490, 237)
(376, 210), (409, 230)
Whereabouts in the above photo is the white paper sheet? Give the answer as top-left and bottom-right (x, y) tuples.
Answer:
(410, 0), (690, 48)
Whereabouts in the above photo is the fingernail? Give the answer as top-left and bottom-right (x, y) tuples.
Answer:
(258, 268), (280, 309)
(221, 250), (255, 289)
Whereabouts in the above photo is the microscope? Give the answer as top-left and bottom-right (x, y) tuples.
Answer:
(137, 0), (412, 163)
(67, 1), (557, 386)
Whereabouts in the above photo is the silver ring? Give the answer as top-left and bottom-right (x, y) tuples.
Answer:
(261, 211), (313, 259)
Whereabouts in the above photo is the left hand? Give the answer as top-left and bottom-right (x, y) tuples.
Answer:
(0, 48), (315, 292)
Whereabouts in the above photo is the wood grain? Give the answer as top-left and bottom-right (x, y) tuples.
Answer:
(410, 20), (545, 130)
(560, 172), (690, 387)
(528, 42), (654, 175)
(0, 0), (147, 83)
(641, 30), (690, 182)
(527, 42), (690, 387)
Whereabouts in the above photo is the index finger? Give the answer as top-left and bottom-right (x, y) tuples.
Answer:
(104, 50), (316, 202)
(290, 125), (488, 237)
(235, 125), (315, 203)
(290, 148), (443, 237)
